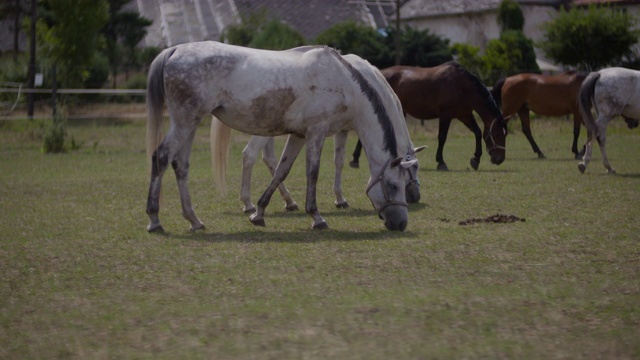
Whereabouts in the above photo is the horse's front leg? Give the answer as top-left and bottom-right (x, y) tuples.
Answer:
(173, 130), (205, 231)
(304, 132), (329, 229)
(262, 137), (299, 211)
(578, 130), (594, 174)
(436, 117), (452, 170)
(518, 108), (545, 159)
(459, 114), (482, 170)
(333, 131), (349, 208)
(250, 135), (305, 227)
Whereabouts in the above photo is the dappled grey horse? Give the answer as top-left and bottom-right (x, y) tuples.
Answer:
(145, 41), (422, 232)
(578, 67), (640, 174)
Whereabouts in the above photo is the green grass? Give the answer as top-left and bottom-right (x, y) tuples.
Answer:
(1, 117), (639, 359)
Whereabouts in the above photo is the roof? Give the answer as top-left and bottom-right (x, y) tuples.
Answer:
(398, 0), (564, 20)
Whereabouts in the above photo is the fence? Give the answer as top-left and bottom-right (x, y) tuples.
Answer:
(0, 85), (147, 121)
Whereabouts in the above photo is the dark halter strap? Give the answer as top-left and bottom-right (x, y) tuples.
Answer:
(366, 158), (409, 216)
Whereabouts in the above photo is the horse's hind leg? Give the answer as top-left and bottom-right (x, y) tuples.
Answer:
(173, 130), (205, 231)
(250, 135), (306, 227)
(436, 117), (452, 171)
(262, 137), (299, 211)
(518, 108), (545, 158)
(146, 125), (198, 232)
(595, 117), (615, 173)
(333, 131), (349, 208)
(572, 113), (584, 159)
(459, 113), (482, 170)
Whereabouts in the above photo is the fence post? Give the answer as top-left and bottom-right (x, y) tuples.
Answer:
(52, 65), (57, 117)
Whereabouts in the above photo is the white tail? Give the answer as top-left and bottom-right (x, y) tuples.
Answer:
(210, 117), (232, 195)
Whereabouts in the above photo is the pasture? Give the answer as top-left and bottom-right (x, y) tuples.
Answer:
(1, 116), (639, 358)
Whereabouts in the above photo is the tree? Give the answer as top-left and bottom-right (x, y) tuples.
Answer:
(539, 4), (639, 70)
(0, 0), (27, 59)
(395, 26), (452, 67)
(248, 20), (305, 50)
(103, 0), (152, 88)
(220, 11), (267, 46)
(497, 0), (524, 32)
(37, 0), (109, 88)
(315, 21), (389, 67)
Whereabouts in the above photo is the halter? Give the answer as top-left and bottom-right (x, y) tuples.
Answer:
(365, 158), (409, 217)
(484, 117), (506, 155)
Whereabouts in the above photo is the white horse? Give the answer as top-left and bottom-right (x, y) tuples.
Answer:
(578, 67), (640, 174)
(234, 132), (425, 214)
(146, 41), (422, 232)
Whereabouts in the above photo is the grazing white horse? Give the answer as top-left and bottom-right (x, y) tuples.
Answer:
(578, 67), (640, 174)
(145, 41), (422, 232)
(234, 132), (425, 214)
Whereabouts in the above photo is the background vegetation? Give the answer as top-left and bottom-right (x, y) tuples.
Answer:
(1, 117), (639, 358)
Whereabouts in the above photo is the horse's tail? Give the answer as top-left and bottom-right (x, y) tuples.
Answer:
(578, 71), (601, 138)
(491, 78), (505, 108)
(146, 47), (176, 173)
(211, 117), (232, 195)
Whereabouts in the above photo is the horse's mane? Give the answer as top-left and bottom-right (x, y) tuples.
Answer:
(447, 61), (503, 120)
(330, 50), (398, 157)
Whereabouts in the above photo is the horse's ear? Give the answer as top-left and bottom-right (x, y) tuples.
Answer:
(390, 156), (403, 168)
(401, 159), (418, 169)
(413, 145), (427, 153)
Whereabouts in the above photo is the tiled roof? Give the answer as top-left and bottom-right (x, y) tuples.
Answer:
(398, 0), (565, 19)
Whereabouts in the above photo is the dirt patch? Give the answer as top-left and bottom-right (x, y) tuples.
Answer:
(458, 214), (525, 226)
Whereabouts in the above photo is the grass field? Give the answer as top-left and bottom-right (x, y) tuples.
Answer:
(1, 116), (639, 359)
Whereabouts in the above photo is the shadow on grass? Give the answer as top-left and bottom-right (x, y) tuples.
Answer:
(421, 168), (516, 173)
(162, 227), (417, 243)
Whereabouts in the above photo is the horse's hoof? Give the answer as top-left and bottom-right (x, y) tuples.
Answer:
(437, 163), (449, 171)
(285, 203), (299, 211)
(312, 221), (329, 229)
(578, 163), (586, 174)
(349, 161), (359, 169)
(537, 153), (546, 159)
(243, 206), (256, 214)
(607, 168), (616, 174)
(189, 222), (205, 232)
(335, 201), (349, 209)
(250, 217), (266, 227)
(147, 223), (165, 233)
(470, 157), (480, 171)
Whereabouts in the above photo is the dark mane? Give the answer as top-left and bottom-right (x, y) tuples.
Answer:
(448, 61), (503, 120)
(329, 49), (398, 157)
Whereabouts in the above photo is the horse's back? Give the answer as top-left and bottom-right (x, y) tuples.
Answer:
(503, 72), (583, 116)
(596, 67), (640, 118)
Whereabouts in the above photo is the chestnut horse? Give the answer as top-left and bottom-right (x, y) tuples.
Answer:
(351, 62), (507, 171)
(491, 71), (587, 159)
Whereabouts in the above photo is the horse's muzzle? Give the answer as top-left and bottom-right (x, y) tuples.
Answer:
(491, 153), (505, 165)
(380, 205), (408, 231)
(405, 183), (421, 203)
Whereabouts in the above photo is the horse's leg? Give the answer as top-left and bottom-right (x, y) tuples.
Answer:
(250, 135), (305, 227)
(595, 117), (615, 174)
(436, 117), (452, 171)
(572, 113), (584, 159)
(518, 108), (545, 159)
(459, 113), (482, 170)
(240, 136), (266, 213)
(262, 137), (299, 211)
(333, 131), (349, 208)
(172, 130), (205, 231)
(146, 125), (197, 233)
(350, 139), (362, 168)
(303, 132), (330, 229)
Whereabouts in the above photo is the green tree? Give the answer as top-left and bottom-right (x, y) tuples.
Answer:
(497, 0), (524, 32)
(395, 26), (452, 67)
(315, 21), (389, 67)
(37, 0), (109, 88)
(539, 4), (639, 70)
(103, 0), (152, 88)
(220, 11), (267, 46)
(248, 20), (305, 50)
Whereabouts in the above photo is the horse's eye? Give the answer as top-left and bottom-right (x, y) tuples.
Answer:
(388, 183), (398, 191)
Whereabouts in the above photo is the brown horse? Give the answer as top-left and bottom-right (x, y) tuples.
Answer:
(350, 62), (507, 171)
(491, 71), (588, 159)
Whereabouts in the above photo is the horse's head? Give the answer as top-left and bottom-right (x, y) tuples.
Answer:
(484, 116), (507, 165)
(404, 146), (427, 203)
(366, 157), (415, 231)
